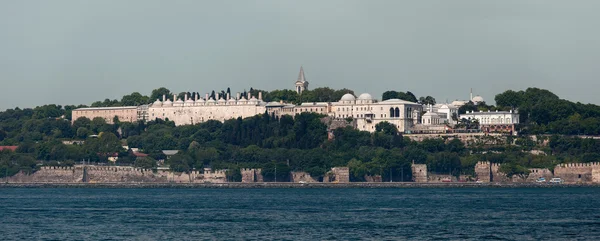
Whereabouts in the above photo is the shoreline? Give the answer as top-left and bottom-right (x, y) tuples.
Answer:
(1, 182), (599, 188)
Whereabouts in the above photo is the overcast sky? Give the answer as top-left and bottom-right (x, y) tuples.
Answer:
(1, 0), (599, 110)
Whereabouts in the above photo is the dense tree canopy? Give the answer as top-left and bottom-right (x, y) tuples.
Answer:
(495, 88), (600, 135)
(382, 91), (418, 102)
(1, 86), (600, 181)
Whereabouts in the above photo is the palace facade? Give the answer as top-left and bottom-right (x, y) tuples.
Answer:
(70, 67), (516, 134)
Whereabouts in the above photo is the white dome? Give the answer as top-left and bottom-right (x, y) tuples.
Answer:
(357, 93), (373, 100)
(340, 93), (356, 101)
(472, 95), (484, 103)
(152, 99), (162, 107)
(163, 99), (173, 106)
(423, 111), (439, 117)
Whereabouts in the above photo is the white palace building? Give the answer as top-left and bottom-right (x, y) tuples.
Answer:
(72, 67), (516, 134)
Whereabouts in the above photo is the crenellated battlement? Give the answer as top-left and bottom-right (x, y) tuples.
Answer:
(556, 162), (600, 168)
(41, 166), (74, 170)
(476, 161), (490, 166)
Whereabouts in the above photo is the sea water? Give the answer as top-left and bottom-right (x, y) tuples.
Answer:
(1, 188), (599, 240)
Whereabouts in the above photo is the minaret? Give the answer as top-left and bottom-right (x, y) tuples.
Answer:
(470, 88), (473, 102)
(295, 66), (309, 94)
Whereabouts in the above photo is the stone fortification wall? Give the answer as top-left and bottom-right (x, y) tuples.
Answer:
(323, 167), (349, 183)
(11, 166), (83, 183)
(491, 163), (510, 183)
(241, 168), (263, 183)
(364, 175), (382, 182)
(475, 161), (491, 182)
(290, 172), (318, 183)
(593, 167), (600, 184)
(10, 165), (227, 183)
(404, 133), (504, 143)
(85, 166), (161, 183)
(428, 174), (456, 183)
(411, 164), (428, 183)
(554, 163), (599, 184)
(525, 168), (553, 182)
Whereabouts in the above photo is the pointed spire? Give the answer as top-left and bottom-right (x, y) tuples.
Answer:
(297, 66), (306, 83)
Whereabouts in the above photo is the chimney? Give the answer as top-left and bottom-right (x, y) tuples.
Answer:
(184, 93), (188, 101)
(194, 93), (198, 101)
(258, 92), (262, 100)
(227, 92), (230, 100)
(162, 94), (166, 102)
(236, 92), (240, 100)
(173, 94), (177, 101)
(205, 93), (209, 100)
(216, 93), (220, 100)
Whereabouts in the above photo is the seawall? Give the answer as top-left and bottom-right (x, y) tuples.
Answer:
(1, 182), (599, 189)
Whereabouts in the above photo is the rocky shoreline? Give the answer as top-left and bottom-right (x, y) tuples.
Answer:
(1, 182), (599, 188)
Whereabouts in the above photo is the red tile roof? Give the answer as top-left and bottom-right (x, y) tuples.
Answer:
(0, 146), (18, 152)
(133, 152), (149, 157)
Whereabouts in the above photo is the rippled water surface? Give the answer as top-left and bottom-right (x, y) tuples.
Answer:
(1, 188), (600, 240)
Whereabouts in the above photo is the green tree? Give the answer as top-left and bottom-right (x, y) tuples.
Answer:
(134, 156), (157, 169)
(121, 92), (150, 106)
(149, 87), (172, 102)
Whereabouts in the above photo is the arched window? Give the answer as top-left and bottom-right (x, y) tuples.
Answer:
(389, 107), (395, 118)
(395, 107), (400, 118)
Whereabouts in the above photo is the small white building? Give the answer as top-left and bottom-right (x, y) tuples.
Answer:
(459, 110), (519, 134)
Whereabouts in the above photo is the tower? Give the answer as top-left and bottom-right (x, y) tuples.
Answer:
(470, 88), (473, 102)
(294, 66), (309, 94)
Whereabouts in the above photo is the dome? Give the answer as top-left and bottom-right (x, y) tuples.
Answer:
(185, 98), (194, 104)
(152, 99), (162, 107)
(357, 93), (373, 100)
(423, 111), (439, 117)
(227, 98), (237, 103)
(174, 98), (184, 106)
(266, 101), (284, 107)
(472, 95), (484, 103)
(206, 98), (216, 103)
(248, 96), (258, 104)
(340, 93), (356, 102)
(381, 99), (417, 104)
(163, 99), (173, 106)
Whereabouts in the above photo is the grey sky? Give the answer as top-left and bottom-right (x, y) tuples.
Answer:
(1, 0), (599, 110)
